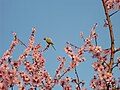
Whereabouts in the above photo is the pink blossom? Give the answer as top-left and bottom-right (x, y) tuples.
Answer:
(18, 86), (26, 90)
(98, 71), (113, 83)
(80, 32), (83, 36)
(85, 38), (92, 45)
(56, 60), (65, 74)
(24, 61), (34, 74)
(32, 44), (41, 60)
(92, 62), (103, 71)
(90, 23), (98, 38)
(29, 86), (35, 90)
(31, 75), (40, 86)
(0, 40), (18, 63)
(19, 72), (31, 85)
(64, 46), (73, 54)
(117, 57), (120, 63)
(0, 82), (8, 90)
(12, 60), (21, 70)
(105, 0), (120, 9)
(32, 27), (36, 32)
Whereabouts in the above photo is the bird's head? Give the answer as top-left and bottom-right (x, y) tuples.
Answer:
(44, 38), (46, 40)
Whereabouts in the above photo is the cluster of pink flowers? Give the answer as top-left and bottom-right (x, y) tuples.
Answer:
(23, 28), (35, 57)
(56, 56), (66, 74)
(105, 0), (120, 10)
(59, 77), (72, 90)
(64, 45), (86, 70)
(0, 38), (18, 64)
(0, 17), (120, 90)
(65, 23), (120, 89)
(0, 63), (20, 89)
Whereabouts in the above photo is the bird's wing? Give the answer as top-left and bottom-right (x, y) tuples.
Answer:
(46, 38), (52, 44)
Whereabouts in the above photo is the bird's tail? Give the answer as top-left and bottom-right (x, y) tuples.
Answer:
(51, 44), (56, 51)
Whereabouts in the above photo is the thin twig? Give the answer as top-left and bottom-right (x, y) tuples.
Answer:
(75, 67), (81, 90)
(35, 87), (37, 90)
(10, 85), (13, 90)
(112, 64), (118, 70)
(58, 69), (69, 80)
(103, 60), (110, 69)
(17, 39), (27, 48)
(11, 87), (13, 90)
(51, 69), (69, 89)
(91, 23), (98, 46)
(12, 32), (27, 48)
(80, 33), (85, 42)
(114, 48), (120, 53)
(66, 42), (80, 49)
(43, 45), (50, 52)
(109, 10), (119, 17)
(95, 37), (97, 46)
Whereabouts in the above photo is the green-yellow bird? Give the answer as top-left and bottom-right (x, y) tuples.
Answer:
(44, 37), (56, 50)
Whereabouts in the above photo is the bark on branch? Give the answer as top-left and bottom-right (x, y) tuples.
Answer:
(102, 0), (115, 73)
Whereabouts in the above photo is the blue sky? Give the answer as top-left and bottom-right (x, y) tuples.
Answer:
(0, 0), (120, 90)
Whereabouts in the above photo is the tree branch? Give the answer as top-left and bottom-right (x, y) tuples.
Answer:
(51, 69), (69, 89)
(109, 10), (119, 17)
(112, 62), (119, 70)
(102, 0), (115, 73)
(95, 37), (97, 46)
(75, 67), (81, 90)
(115, 48), (120, 53)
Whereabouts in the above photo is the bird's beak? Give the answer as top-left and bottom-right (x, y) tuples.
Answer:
(44, 38), (46, 40)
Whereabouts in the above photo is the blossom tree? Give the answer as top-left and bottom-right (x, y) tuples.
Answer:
(0, 0), (120, 90)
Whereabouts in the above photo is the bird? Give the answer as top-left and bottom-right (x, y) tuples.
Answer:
(44, 37), (56, 50)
